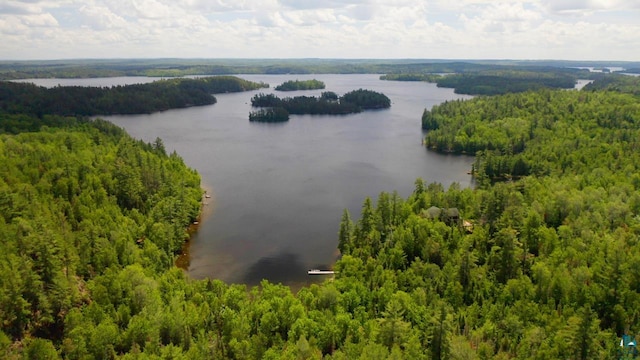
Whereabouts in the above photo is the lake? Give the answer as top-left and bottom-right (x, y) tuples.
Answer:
(26, 74), (474, 286)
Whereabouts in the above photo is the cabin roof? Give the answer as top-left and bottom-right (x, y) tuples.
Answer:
(425, 206), (442, 218)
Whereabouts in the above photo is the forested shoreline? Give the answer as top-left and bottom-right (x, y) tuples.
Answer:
(0, 115), (204, 357)
(0, 76), (268, 116)
(382, 69), (582, 95)
(1, 73), (640, 358)
(2, 59), (638, 80)
(421, 75), (640, 181)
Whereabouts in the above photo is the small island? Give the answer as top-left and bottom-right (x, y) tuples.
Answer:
(275, 79), (326, 91)
(250, 89), (390, 116)
(249, 107), (290, 122)
(380, 73), (442, 82)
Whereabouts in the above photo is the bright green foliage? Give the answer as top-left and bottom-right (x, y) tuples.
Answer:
(275, 79), (325, 91)
(0, 115), (201, 350)
(422, 89), (640, 184)
(3, 81), (640, 359)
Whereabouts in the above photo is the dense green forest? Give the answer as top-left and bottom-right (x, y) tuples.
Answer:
(275, 80), (325, 91)
(0, 115), (203, 357)
(251, 89), (390, 116)
(422, 75), (640, 183)
(0, 76), (268, 116)
(2, 72), (640, 359)
(382, 70), (583, 95)
(435, 71), (578, 95)
(583, 74), (640, 96)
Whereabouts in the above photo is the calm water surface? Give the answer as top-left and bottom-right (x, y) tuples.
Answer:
(26, 74), (474, 286)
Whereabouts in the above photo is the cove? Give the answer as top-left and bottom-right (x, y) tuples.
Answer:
(27, 74), (474, 286)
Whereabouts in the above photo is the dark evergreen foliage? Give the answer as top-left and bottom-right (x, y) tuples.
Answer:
(380, 73), (442, 82)
(321, 91), (339, 101)
(583, 73), (640, 96)
(435, 72), (576, 95)
(382, 70), (580, 95)
(275, 79), (325, 91)
(249, 107), (290, 122)
(0, 76), (268, 116)
(251, 89), (390, 116)
(341, 89), (391, 109)
(3, 58), (619, 79)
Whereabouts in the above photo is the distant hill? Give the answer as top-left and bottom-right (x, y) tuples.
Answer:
(2, 58), (640, 79)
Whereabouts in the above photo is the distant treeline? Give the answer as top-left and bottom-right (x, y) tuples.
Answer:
(5, 58), (636, 79)
(380, 73), (442, 82)
(275, 79), (325, 91)
(251, 89), (390, 116)
(382, 69), (584, 95)
(0, 76), (268, 116)
(436, 71), (577, 95)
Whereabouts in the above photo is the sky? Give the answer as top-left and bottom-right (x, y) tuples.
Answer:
(1, 0), (639, 61)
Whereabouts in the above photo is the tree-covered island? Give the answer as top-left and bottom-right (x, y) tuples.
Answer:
(0, 76), (268, 116)
(380, 73), (442, 82)
(275, 79), (326, 91)
(251, 89), (390, 116)
(249, 107), (290, 122)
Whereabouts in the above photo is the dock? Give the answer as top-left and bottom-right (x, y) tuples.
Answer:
(307, 269), (335, 275)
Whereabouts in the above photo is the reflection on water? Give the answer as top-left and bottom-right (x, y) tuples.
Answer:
(242, 252), (308, 285)
(36, 74), (474, 287)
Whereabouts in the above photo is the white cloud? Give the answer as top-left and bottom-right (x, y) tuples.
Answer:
(0, 0), (639, 60)
(279, 0), (371, 10)
(279, 9), (338, 26)
(79, 4), (128, 29)
(460, 2), (541, 35)
(15, 13), (59, 27)
(0, 1), (42, 14)
(538, 0), (640, 15)
(0, 17), (29, 35)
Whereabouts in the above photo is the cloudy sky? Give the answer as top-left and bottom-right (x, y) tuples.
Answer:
(1, 0), (639, 60)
